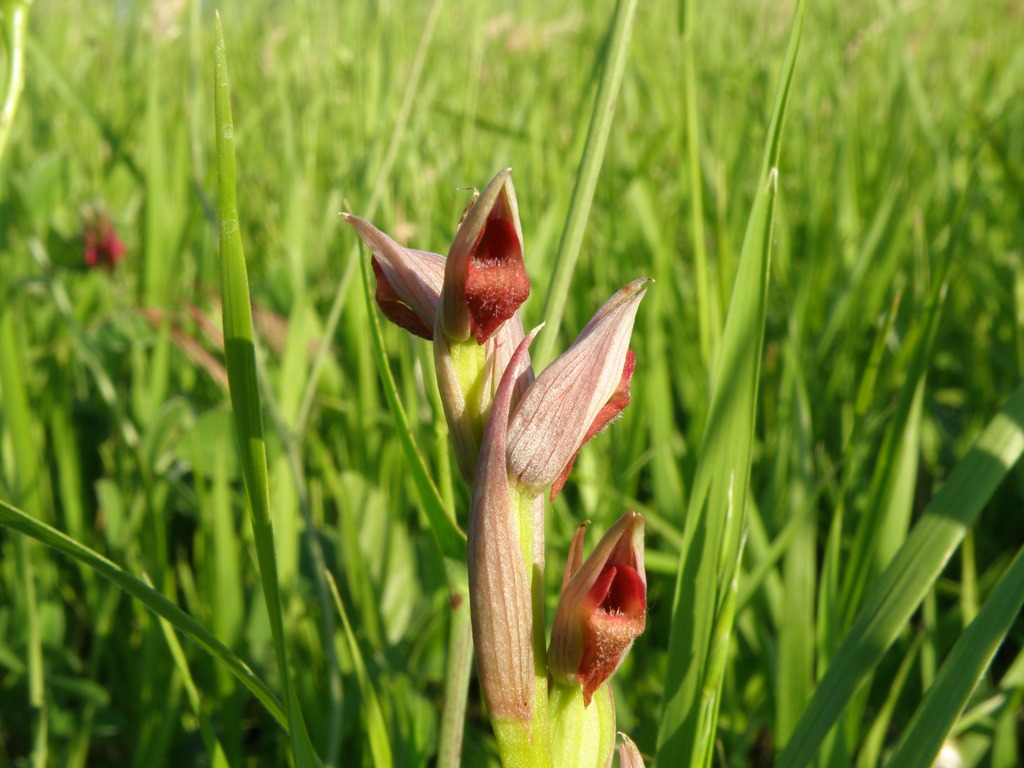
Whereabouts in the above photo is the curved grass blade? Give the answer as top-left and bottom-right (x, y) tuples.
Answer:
(213, 15), (319, 767)
(326, 571), (394, 768)
(0, 498), (287, 729)
(152, 575), (230, 768)
(777, 383), (1024, 768)
(655, 1), (807, 763)
(884, 544), (1024, 768)
(355, 231), (474, 765)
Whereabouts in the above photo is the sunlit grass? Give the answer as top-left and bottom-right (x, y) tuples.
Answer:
(0, 0), (1022, 766)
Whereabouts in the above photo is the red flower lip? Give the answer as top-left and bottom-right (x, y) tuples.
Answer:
(344, 168), (529, 346)
(442, 168), (530, 344)
(548, 510), (646, 706)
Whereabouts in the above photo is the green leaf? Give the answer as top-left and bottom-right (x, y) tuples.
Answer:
(884, 544), (1024, 768)
(0, 498), (287, 730)
(655, 1), (807, 764)
(777, 383), (1024, 768)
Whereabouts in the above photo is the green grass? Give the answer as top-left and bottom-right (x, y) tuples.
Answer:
(1, 0), (1023, 766)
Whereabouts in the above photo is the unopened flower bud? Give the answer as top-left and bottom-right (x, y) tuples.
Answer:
(617, 733), (646, 768)
(507, 278), (650, 499)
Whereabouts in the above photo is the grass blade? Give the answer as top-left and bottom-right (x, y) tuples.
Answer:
(777, 383), (1024, 768)
(153, 577), (231, 768)
(326, 571), (394, 768)
(991, 648), (1024, 767)
(885, 544), (1024, 768)
(678, 0), (715, 366)
(356, 239), (466, 561)
(535, 0), (640, 367)
(0, 306), (48, 767)
(839, 280), (946, 627)
(0, 0), (29, 163)
(213, 14), (319, 767)
(655, 1), (806, 763)
(0, 498), (287, 729)
(775, 340), (817, 747)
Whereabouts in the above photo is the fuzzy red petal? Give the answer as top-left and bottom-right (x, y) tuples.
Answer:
(464, 212), (530, 344)
(577, 563), (646, 705)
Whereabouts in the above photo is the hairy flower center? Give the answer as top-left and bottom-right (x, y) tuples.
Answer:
(576, 564), (646, 704)
(464, 214), (529, 343)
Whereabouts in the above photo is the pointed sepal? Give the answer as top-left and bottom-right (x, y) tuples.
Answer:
(343, 213), (445, 339)
(507, 278), (650, 499)
(467, 326), (541, 721)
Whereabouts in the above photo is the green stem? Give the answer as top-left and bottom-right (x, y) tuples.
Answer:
(432, 354), (467, 768)
(549, 682), (615, 768)
(437, 561), (472, 768)
(0, 1), (29, 166)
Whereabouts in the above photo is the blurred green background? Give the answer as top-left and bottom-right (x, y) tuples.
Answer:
(1, 0), (1022, 765)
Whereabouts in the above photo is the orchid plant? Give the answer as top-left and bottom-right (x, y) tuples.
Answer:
(346, 169), (649, 767)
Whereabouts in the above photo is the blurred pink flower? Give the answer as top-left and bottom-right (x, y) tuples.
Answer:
(83, 210), (125, 270)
